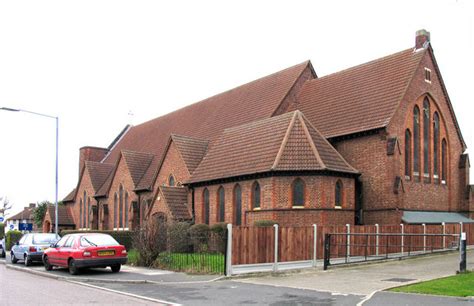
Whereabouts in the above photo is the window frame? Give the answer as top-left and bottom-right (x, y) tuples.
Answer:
(335, 180), (343, 209)
(291, 178), (305, 208)
(217, 186), (225, 222)
(251, 181), (261, 210)
(203, 188), (210, 225)
(233, 184), (242, 226)
(405, 129), (412, 179)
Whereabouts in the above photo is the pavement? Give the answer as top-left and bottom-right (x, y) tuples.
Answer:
(2, 249), (473, 305)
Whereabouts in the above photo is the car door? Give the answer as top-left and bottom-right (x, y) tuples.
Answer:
(48, 235), (68, 265)
(57, 236), (75, 267)
(13, 235), (28, 259)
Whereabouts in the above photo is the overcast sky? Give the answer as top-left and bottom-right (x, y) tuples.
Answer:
(1, 0), (473, 216)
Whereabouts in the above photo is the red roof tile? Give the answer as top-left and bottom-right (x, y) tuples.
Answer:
(85, 161), (115, 193)
(121, 150), (155, 187)
(188, 111), (357, 184)
(62, 188), (76, 203)
(7, 207), (34, 221)
(171, 134), (209, 174)
(103, 61), (311, 165)
(296, 48), (425, 138)
(46, 205), (75, 225)
(160, 186), (191, 220)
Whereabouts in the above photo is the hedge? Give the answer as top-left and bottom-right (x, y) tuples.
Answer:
(6, 230), (23, 251)
(60, 230), (133, 250)
(0, 223), (4, 239)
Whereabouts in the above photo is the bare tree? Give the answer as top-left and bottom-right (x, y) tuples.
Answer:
(0, 197), (13, 218)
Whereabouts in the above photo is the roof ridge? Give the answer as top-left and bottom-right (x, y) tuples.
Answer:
(312, 47), (414, 82)
(170, 133), (209, 143)
(298, 111), (326, 169)
(271, 111), (299, 170)
(300, 112), (359, 173)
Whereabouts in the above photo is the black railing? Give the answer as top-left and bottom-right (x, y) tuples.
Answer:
(323, 233), (459, 270)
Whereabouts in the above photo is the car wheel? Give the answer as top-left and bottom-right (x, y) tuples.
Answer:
(24, 255), (31, 267)
(110, 264), (121, 273)
(43, 256), (53, 271)
(68, 259), (79, 275)
(11, 252), (18, 264)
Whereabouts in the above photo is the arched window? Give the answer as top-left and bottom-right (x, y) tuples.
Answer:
(233, 184), (242, 226)
(405, 129), (412, 178)
(203, 188), (210, 225)
(292, 178), (305, 207)
(433, 112), (440, 181)
(168, 175), (175, 187)
(218, 186), (225, 222)
(114, 193), (118, 229)
(83, 191), (87, 228)
(423, 98), (430, 179)
(252, 182), (261, 209)
(335, 180), (343, 208)
(413, 106), (421, 178)
(79, 199), (83, 228)
(119, 185), (124, 228)
(442, 139), (447, 184)
(125, 192), (129, 229)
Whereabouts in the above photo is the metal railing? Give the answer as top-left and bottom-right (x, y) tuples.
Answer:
(323, 232), (459, 270)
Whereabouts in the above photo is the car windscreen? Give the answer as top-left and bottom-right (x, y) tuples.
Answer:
(80, 235), (120, 247)
(33, 234), (58, 244)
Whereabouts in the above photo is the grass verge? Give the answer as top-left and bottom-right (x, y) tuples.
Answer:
(127, 249), (140, 266)
(389, 272), (474, 297)
(155, 252), (225, 274)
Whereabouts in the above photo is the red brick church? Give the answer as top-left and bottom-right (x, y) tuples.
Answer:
(54, 30), (474, 232)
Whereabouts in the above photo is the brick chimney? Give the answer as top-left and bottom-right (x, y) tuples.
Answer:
(79, 146), (109, 177)
(29, 203), (36, 208)
(415, 29), (430, 49)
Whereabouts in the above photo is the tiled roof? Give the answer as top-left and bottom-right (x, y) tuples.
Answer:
(62, 188), (76, 203)
(135, 155), (160, 191)
(85, 161), (115, 193)
(121, 150), (155, 187)
(103, 61), (311, 164)
(95, 166), (115, 198)
(160, 186), (191, 220)
(296, 48), (425, 138)
(7, 207), (34, 221)
(47, 206), (75, 225)
(188, 111), (358, 184)
(171, 134), (209, 174)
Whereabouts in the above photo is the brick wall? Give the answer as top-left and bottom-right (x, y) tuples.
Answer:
(72, 166), (98, 229)
(79, 146), (108, 177)
(193, 175), (355, 226)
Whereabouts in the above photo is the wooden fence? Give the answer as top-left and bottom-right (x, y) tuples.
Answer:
(231, 223), (474, 266)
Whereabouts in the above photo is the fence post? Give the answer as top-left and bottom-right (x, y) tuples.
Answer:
(400, 223), (404, 256)
(459, 222), (463, 237)
(346, 224), (350, 263)
(460, 232), (467, 273)
(442, 222), (446, 249)
(312, 224), (317, 267)
(273, 224), (279, 272)
(323, 233), (330, 270)
(226, 223), (233, 276)
(375, 223), (379, 256)
(422, 223), (426, 252)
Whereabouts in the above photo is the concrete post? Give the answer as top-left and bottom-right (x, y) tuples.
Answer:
(400, 224), (404, 256)
(459, 222), (463, 237)
(226, 223), (233, 276)
(375, 224), (379, 256)
(346, 224), (350, 262)
(422, 223), (426, 252)
(273, 224), (279, 272)
(313, 224), (317, 267)
(442, 222), (446, 249)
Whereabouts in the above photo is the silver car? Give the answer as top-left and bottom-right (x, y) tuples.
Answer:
(11, 233), (59, 266)
(0, 238), (5, 258)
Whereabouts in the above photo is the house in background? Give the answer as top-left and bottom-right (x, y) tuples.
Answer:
(42, 205), (75, 233)
(53, 30), (474, 232)
(5, 204), (37, 233)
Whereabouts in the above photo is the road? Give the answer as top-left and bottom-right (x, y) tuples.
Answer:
(0, 264), (164, 305)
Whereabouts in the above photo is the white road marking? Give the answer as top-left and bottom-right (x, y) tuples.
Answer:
(67, 280), (181, 306)
(356, 290), (379, 306)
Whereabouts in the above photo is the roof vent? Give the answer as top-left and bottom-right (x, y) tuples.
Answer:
(415, 29), (430, 49)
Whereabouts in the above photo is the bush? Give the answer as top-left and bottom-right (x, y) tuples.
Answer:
(210, 223), (227, 254)
(127, 249), (140, 266)
(6, 230), (22, 251)
(189, 224), (210, 253)
(0, 223), (4, 239)
(254, 220), (278, 227)
(168, 222), (191, 253)
(60, 230), (133, 250)
(132, 220), (167, 267)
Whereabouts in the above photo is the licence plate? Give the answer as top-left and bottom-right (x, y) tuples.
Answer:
(98, 250), (115, 256)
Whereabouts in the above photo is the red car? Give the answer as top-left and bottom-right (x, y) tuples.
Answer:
(43, 233), (128, 275)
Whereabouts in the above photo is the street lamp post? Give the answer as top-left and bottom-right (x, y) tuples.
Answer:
(0, 107), (59, 236)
